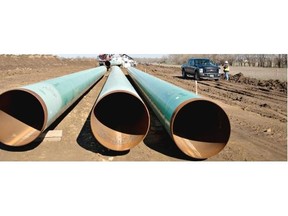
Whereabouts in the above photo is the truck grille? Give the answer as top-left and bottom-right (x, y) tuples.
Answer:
(205, 67), (218, 73)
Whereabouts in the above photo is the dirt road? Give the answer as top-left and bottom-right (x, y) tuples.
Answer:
(0, 55), (286, 161)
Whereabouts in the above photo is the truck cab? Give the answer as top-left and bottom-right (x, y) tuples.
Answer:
(181, 58), (220, 81)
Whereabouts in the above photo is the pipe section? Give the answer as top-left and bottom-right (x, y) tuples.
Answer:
(127, 67), (230, 159)
(0, 66), (107, 146)
(90, 66), (150, 151)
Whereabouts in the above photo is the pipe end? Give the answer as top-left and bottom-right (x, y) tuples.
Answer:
(91, 92), (150, 151)
(0, 89), (46, 146)
(171, 99), (230, 159)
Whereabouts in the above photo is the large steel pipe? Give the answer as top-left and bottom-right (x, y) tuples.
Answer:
(127, 67), (230, 159)
(0, 66), (107, 146)
(90, 66), (150, 151)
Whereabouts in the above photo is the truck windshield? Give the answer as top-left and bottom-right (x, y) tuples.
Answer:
(195, 59), (212, 65)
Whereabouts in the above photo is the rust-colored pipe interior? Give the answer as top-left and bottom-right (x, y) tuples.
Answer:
(171, 100), (230, 159)
(0, 90), (45, 146)
(91, 92), (150, 151)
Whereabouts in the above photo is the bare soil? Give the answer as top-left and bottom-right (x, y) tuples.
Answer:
(0, 55), (287, 161)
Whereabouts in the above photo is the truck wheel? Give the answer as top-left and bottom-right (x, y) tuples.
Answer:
(182, 69), (187, 78)
(195, 71), (200, 80)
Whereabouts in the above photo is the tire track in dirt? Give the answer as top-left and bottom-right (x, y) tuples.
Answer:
(137, 64), (287, 123)
(197, 80), (287, 122)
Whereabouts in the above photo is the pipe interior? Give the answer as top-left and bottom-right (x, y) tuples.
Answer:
(172, 100), (230, 159)
(94, 92), (149, 135)
(0, 90), (45, 146)
(91, 92), (150, 151)
(105, 61), (111, 68)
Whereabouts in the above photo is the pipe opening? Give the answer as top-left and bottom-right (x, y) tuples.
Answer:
(0, 90), (45, 146)
(172, 100), (230, 159)
(105, 61), (111, 68)
(91, 92), (150, 151)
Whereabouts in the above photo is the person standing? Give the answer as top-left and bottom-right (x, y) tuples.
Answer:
(223, 60), (230, 80)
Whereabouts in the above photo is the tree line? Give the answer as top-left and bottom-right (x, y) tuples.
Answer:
(136, 54), (287, 68)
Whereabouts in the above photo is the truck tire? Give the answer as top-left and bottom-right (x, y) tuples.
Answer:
(194, 71), (200, 81)
(182, 69), (187, 78)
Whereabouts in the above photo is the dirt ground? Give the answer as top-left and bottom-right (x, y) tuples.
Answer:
(0, 55), (287, 161)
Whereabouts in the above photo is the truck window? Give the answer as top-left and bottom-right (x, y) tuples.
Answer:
(189, 59), (194, 66)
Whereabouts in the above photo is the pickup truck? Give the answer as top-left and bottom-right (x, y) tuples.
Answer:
(181, 58), (220, 80)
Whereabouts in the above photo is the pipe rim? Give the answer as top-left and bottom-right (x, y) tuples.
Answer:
(0, 88), (48, 146)
(170, 98), (231, 159)
(91, 90), (150, 151)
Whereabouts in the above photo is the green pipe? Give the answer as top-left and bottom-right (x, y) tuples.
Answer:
(0, 66), (107, 146)
(90, 66), (150, 151)
(127, 67), (230, 159)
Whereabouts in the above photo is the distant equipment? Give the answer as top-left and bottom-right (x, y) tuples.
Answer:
(97, 54), (137, 68)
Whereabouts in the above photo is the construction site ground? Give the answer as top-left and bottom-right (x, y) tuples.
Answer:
(0, 56), (287, 161)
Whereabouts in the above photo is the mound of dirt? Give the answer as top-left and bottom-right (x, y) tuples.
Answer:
(0, 54), (97, 71)
(231, 72), (287, 92)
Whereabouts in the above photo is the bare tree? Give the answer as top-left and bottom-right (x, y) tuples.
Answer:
(136, 54), (287, 68)
(275, 54), (287, 68)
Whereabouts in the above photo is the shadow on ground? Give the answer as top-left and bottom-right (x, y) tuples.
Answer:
(173, 75), (194, 80)
(76, 111), (130, 157)
(143, 109), (204, 161)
